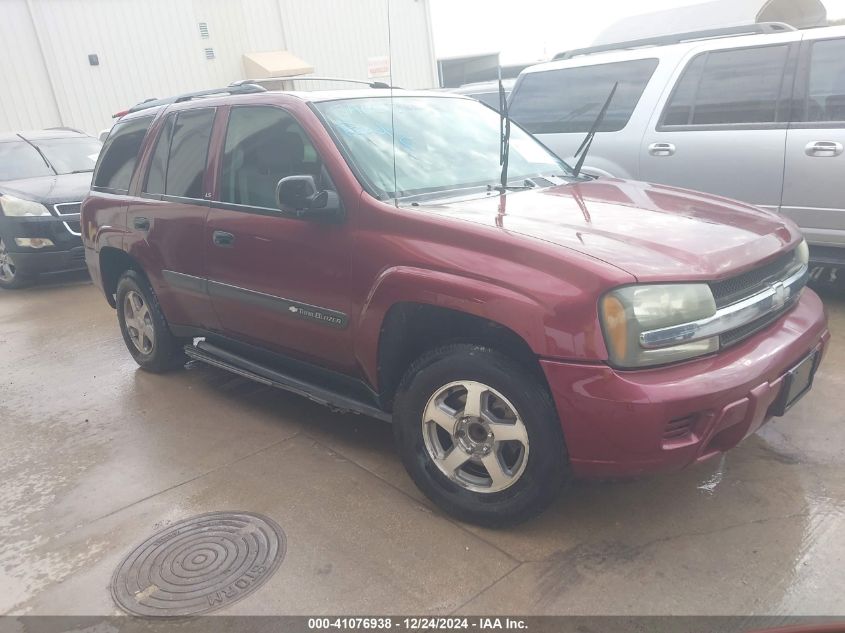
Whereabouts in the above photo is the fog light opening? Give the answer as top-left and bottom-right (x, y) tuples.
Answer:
(15, 238), (54, 249)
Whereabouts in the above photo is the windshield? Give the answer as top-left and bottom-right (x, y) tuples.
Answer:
(0, 141), (54, 180)
(32, 137), (102, 174)
(316, 96), (570, 200)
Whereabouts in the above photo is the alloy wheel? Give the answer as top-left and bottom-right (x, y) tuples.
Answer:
(0, 239), (16, 283)
(421, 380), (529, 493)
(124, 290), (156, 354)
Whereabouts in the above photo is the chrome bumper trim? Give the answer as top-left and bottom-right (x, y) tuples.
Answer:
(639, 264), (808, 349)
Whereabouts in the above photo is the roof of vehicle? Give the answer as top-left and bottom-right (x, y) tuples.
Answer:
(0, 129), (93, 142)
(448, 79), (517, 95)
(117, 89), (471, 122)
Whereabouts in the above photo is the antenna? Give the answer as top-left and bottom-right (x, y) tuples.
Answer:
(387, 0), (398, 204)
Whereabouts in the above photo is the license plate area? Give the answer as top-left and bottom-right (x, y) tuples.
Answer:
(771, 350), (819, 416)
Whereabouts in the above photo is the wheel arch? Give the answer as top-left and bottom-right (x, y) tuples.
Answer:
(98, 247), (145, 308)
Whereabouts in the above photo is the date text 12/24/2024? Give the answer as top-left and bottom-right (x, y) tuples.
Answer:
(307, 618), (528, 630)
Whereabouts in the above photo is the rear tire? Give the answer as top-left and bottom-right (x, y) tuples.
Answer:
(393, 344), (568, 527)
(116, 270), (186, 372)
(0, 237), (34, 289)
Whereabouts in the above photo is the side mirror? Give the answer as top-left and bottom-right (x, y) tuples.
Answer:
(276, 175), (341, 221)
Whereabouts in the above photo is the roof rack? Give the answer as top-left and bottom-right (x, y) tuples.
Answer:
(553, 22), (796, 60)
(121, 82), (267, 116)
(232, 76), (400, 89)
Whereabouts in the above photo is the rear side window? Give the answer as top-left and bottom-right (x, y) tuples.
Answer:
(93, 116), (152, 192)
(509, 59), (658, 134)
(661, 44), (790, 127)
(220, 106), (321, 209)
(803, 38), (845, 122)
(163, 108), (215, 199)
(143, 114), (175, 195)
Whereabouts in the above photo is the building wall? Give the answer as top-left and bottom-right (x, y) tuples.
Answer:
(0, 0), (437, 134)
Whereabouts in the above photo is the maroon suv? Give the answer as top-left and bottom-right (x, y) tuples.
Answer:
(82, 89), (829, 525)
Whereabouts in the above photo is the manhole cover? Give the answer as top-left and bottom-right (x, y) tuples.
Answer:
(111, 511), (286, 617)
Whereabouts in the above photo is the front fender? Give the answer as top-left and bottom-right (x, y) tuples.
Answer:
(354, 266), (596, 388)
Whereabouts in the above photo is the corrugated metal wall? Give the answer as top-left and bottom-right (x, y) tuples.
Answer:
(0, 0), (437, 134)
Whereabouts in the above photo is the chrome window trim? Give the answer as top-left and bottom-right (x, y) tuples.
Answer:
(639, 264), (808, 349)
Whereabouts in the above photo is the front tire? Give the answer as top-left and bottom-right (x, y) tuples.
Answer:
(116, 270), (185, 373)
(0, 237), (34, 289)
(393, 344), (568, 526)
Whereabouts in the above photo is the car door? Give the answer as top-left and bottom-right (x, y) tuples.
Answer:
(204, 104), (355, 372)
(641, 41), (797, 212)
(781, 34), (845, 260)
(125, 107), (219, 330)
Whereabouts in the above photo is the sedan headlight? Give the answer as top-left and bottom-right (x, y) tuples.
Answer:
(600, 284), (719, 368)
(0, 195), (51, 217)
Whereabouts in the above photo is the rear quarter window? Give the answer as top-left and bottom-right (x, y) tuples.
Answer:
(509, 58), (659, 134)
(92, 116), (153, 193)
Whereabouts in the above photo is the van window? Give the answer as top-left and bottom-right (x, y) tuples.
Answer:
(662, 45), (790, 127)
(164, 108), (215, 199)
(143, 114), (175, 196)
(804, 38), (845, 122)
(220, 106), (321, 209)
(92, 116), (152, 192)
(509, 59), (658, 134)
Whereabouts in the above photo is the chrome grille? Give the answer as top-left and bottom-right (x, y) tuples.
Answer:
(54, 202), (82, 215)
(710, 250), (799, 308)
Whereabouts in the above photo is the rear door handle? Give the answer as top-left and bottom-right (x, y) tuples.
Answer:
(212, 230), (235, 247)
(648, 142), (676, 157)
(132, 216), (150, 231)
(805, 141), (843, 157)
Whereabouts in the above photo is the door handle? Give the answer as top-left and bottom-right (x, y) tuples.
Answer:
(212, 230), (235, 247)
(648, 142), (676, 157)
(805, 141), (843, 157)
(132, 216), (150, 231)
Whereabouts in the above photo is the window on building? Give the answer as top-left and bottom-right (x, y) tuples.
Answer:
(220, 106), (322, 209)
(508, 59), (659, 134)
(164, 108), (215, 199)
(93, 116), (153, 192)
(804, 38), (845, 122)
(662, 45), (790, 127)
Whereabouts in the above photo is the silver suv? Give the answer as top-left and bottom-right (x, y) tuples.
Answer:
(510, 23), (845, 269)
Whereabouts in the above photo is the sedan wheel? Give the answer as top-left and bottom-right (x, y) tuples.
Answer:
(0, 238), (17, 283)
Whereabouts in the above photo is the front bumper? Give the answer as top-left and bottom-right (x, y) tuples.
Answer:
(0, 213), (85, 275)
(541, 289), (829, 479)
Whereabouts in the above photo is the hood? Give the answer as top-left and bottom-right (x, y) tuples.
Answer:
(420, 179), (799, 282)
(0, 172), (93, 205)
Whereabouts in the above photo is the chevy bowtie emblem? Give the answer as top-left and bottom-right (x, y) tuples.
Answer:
(772, 282), (786, 309)
(288, 306), (299, 313)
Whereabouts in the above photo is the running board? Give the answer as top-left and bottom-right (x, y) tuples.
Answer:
(184, 341), (391, 422)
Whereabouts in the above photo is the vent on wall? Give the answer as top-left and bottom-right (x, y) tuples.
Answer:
(199, 22), (209, 38)
(204, 47), (216, 60)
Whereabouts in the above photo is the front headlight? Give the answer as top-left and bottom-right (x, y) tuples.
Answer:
(0, 195), (51, 217)
(600, 284), (719, 368)
(796, 239), (809, 267)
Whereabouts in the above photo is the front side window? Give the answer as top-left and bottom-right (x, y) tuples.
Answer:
(316, 96), (568, 200)
(0, 141), (54, 180)
(662, 45), (790, 127)
(803, 38), (845, 122)
(163, 108), (215, 199)
(93, 116), (153, 192)
(220, 106), (322, 209)
(509, 59), (658, 134)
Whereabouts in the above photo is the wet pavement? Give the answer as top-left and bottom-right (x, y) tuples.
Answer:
(0, 273), (843, 615)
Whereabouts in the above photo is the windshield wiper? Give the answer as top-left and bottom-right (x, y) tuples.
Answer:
(71, 169), (94, 174)
(571, 82), (618, 178)
(16, 134), (57, 176)
(491, 68), (515, 193)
